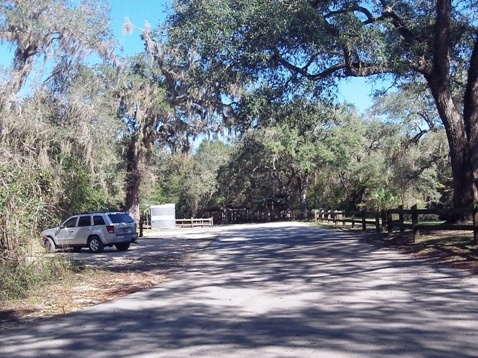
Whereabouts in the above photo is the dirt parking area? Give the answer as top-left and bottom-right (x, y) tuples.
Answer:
(66, 227), (221, 271)
(0, 227), (223, 331)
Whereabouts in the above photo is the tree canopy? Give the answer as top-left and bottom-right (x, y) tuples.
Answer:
(0, 0), (116, 100)
(166, 0), (478, 211)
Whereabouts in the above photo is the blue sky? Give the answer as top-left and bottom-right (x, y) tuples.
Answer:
(337, 78), (375, 112)
(109, 0), (170, 56)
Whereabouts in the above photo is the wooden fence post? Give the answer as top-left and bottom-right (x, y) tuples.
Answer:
(362, 210), (366, 231)
(387, 209), (393, 236)
(412, 204), (419, 242)
(399, 205), (404, 233)
(352, 213), (355, 228)
(473, 204), (478, 245)
(381, 210), (387, 232)
(375, 211), (380, 232)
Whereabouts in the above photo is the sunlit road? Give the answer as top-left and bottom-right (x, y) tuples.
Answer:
(1, 222), (478, 357)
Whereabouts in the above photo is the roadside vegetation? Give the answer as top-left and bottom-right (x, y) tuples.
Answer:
(1, 0), (478, 301)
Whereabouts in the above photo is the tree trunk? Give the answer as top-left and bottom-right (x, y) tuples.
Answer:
(463, 36), (478, 207)
(424, 0), (476, 211)
(297, 170), (310, 217)
(125, 135), (142, 223)
(426, 78), (474, 210)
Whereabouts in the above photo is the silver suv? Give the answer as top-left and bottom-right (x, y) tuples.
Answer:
(41, 212), (138, 253)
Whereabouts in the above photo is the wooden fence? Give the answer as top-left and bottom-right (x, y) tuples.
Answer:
(314, 205), (478, 243)
(175, 217), (214, 228)
(138, 217), (213, 237)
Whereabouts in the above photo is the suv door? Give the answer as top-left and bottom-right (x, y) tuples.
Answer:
(56, 216), (78, 246)
(73, 215), (93, 245)
(92, 214), (106, 236)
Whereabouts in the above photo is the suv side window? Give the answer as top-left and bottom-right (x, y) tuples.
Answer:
(78, 216), (91, 227)
(93, 215), (105, 226)
(63, 217), (78, 228)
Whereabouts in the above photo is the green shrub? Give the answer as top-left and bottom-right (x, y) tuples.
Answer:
(0, 255), (72, 300)
(0, 152), (58, 299)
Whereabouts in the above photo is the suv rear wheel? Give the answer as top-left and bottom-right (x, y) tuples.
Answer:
(88, 236), (104, 253)
(115, 242), (130, 251)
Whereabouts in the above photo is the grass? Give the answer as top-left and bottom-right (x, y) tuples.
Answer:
(0, 262), (155, 330)
(0, 237), (97, 301)
(0, 256), (92, 300)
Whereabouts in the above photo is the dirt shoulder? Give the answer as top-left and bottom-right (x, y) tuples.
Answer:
(358, 228), (478, 273)
(0, 229), (218, 332)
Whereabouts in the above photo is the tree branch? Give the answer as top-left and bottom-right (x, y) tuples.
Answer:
(381, 7), (417, 45)
(324, 5), (377, 25)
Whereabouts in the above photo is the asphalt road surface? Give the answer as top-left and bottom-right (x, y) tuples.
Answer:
(1, 222), (478, 358)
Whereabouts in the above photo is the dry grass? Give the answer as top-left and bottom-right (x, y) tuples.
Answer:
(0, 264), (169, 332)
(392, 231), (478, 274)
(0, 268), (166, 331)
(354, 226), (478, 273)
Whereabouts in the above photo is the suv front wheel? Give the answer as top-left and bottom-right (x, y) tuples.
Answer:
(44, 237), (56, 252)
(88, 236), (104, 253)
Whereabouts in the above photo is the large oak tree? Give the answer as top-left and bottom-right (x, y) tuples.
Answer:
(167, 0), (478, 211)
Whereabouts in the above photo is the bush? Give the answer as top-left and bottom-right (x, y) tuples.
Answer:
(0, 255), (72, 300)
(0, 157), (47, 254)
(0, 151), (59, 299)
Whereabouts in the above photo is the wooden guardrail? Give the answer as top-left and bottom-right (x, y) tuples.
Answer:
(314, 209), (382, 232)
(175, 217), (213, 228)
(314, 205), (478, 243)
(138, 217), (213, 237)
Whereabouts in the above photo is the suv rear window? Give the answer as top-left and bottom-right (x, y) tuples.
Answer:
(93, 215), (105, 225)
(107, 213), (134, 224)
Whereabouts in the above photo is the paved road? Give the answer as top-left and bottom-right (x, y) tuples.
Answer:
(1, 222), (478, 357)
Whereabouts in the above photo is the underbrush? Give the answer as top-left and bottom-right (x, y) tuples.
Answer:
(0, 254), (75, 301)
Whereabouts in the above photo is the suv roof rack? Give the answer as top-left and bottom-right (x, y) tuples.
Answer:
(79, 210), (125, 215)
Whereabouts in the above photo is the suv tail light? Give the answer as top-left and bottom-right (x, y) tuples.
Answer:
(106, 225), (115, 234)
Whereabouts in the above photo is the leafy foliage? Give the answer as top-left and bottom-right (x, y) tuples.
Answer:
(179, 141), (231, 216)
(212, 103), (448, 216)
(0, 0), (116, 98)
(166, 0), (478, 210)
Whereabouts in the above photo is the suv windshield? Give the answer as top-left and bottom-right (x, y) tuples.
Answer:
(107, 213), (134, 224)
